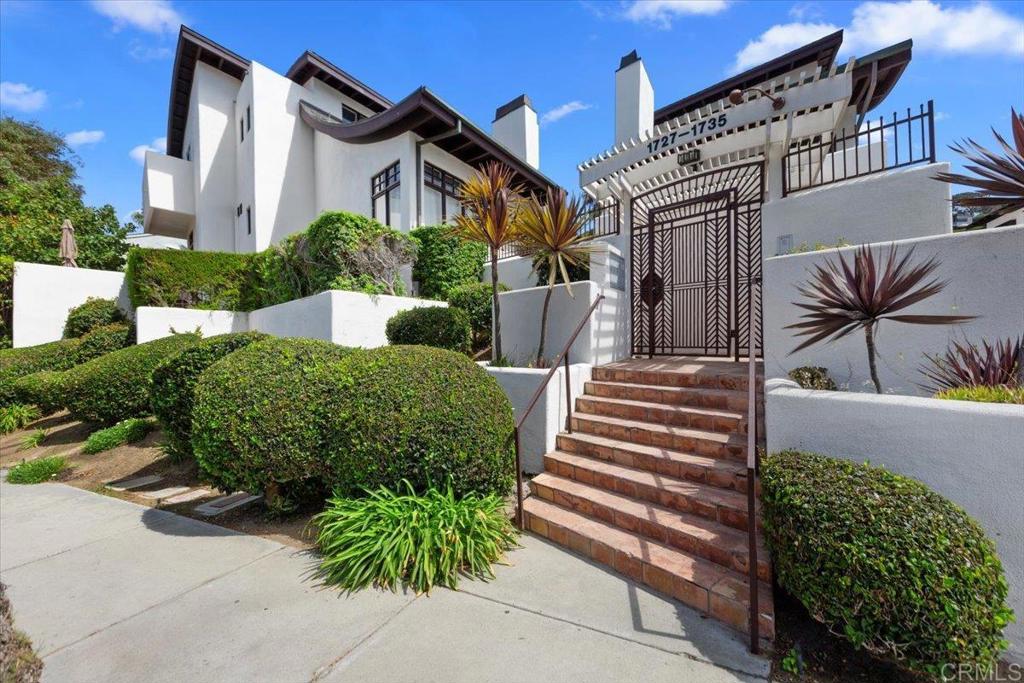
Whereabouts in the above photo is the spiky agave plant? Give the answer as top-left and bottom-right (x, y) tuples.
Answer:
(934, 108), (1024, 219)
(919, 336), (1022, 394)
(450, 162), (524, 361)
(515, 189), (598, 366)
(786, 244), (975, 393)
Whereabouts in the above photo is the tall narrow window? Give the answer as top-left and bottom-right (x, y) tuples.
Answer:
(423, 163), (463, 225)
(246, 105), (251, 131)
(371, 162), (401, 227)
(239, 118), (244, 142)
(246, 206), (252, 235)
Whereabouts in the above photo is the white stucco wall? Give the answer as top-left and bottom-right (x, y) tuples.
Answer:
(762, 163), (952, 258)
(12, 262), (129, 348)
(765, 380), (1024, 661)
(135, 306), (248, 343)
(763, 225), (1024, 395)
(192, 62), (242, 253)
(484, 363), (592, 474)
(483, 255), (537, 291)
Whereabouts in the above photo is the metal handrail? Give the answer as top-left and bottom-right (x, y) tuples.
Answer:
(745, 276), (761, 654)
(509, 293), (606, 528)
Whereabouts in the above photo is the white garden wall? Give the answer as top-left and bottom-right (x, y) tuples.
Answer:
(765, 381), (1024, 661)
(482, 255), (536, 291)
(12, 262), (129, 348)
(135, 307), (247, 343)
(762, 225), (1024, 395)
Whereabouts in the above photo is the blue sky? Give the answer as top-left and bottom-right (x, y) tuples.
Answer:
(1, 0), (1022, 222)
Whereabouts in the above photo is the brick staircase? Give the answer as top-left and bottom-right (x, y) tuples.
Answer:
(522, 357), (774, 646)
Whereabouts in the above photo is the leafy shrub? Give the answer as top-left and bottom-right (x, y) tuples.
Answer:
(82, 417), (155, 454)
(126, 247), (251, 310)
(1, 339), (80, 407)
(313, 481), (517, 593)
(6, 456), (66, 484)
(761, 450), (1012, 676)
(74, 322), (133, 361)
(0, 404), (39, 435)
(0, 255), (12, 349)
(787, 366), (837, 390)
(935, 385), (1024, 404)
(191, 338), (357, 498)
(63, 333), (200, 425)
(150, 331), (267, 458)
(385, 307), (472, 353)
(62, 297), (126, 338)
(324, 345), (514, 497)
(447, 281), (507, 349)
(19, 429), (45, 450)
(409, 225), (486, 299)
(11, 371), (65, 415)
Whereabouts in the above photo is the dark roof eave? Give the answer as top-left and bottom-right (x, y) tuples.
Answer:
(285, 51), (392, 114)
(843, 39), (913, 114)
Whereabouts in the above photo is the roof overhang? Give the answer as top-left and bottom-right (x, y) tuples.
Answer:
(843, 40), (913, 115)
(300, 88), (559, 195)
(285, 51), (392, 114)
(166, 26), (250, 159)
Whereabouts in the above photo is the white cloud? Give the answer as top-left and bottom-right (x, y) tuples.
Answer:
(0, 81), (48, 112)
(624, 0), (729, 29)
(540, 101), (593, 126)
(129, 42), (173, 61)
(130, 136), (167, 164)
(91, 0), (182, 34)
(732, 22), (840, 72)
(65, 130), (105, 147)
(934, 111), (950, 121)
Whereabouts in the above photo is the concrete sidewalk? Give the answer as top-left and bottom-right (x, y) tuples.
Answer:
(0, 478), (769, 683)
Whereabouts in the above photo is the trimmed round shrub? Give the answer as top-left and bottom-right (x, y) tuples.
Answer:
(385, 306), (472, 353)
(0, 338), (81, 407)
(447, 281), (507, 348)
(190, 338), (357, 497)
(62, 297), (127, 338)
(74, 322), (133, 362)
(761, 450), (1013, 676)
(324, 345), (514, 497)
(150, 331), (268, 458)
(410, 225), (486, 299)
(12, 370), (67, 415)
(63, 333), (200, 425)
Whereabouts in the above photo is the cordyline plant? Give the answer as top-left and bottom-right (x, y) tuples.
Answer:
(450, 162), (523, 361)
(919, 336), (1022, 394)
(787, 244), (975, 393)
(933, 108), (1024, 219)
(516, 189), (597, 366)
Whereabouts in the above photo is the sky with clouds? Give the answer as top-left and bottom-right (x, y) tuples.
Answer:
(1, 0), (1021, 222)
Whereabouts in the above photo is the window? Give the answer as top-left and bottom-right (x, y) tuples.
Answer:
(423, 163), (463, 224)
(246, 206), (252, 235)
(185, 144), (192, 162)
(246, 105), (251, 131)
(239, 118), (244, 142)
(341, 104), (365, 123)
(371, 161), (401, 227)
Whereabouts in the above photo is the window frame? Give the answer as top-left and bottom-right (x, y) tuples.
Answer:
(371, 161), (401, 227)
(423, 162), (464, 223)
(246, 206), (252, 235)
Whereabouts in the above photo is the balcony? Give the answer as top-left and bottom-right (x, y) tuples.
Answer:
(143, 151), (195, 239)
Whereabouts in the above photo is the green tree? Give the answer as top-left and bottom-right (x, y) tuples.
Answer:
(0, 117), (129, 270)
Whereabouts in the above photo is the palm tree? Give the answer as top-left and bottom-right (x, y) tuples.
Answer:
(786, 244), (975, 393)
(450, 161), (523, 361)
(515, 189), (597, 366)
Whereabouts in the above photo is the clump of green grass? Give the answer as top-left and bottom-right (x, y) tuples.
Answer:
(313, 481), (518, 594)
(935, 384), (1024, 404)
(6, 456), (67, 484)
(0, 404), (40, 435)
(18, 429), (46, 451)
(82, 417), (156, 455)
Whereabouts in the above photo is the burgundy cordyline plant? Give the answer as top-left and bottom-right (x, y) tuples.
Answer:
(786, 244), (975, 393)
(919, 336), (1023, 393)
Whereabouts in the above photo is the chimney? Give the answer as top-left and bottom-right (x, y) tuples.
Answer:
(615, 50), (654, 145)
(492, 94), (539, 168)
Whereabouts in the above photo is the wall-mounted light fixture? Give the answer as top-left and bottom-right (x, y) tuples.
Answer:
(728, 87), (786, 111)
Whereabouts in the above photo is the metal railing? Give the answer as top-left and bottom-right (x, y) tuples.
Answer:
(509, 294), (606, 528)
(745, 276), (761, 654)
(781, 100), (936, 197)
(494, 199), (620, 261)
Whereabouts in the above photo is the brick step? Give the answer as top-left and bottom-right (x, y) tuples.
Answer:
(556, 431), (752, 494)
(544, 450), (757, 531)
(575, 395), (747, 434)
(571, 413), (746, 462)
(531, 473), (771, 582)
(592, 363), (763, 392)
(523, 496), (774, 641)
(585, 380), (751, 411)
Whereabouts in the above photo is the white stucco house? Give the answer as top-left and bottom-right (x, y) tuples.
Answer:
(140, 26), (555, 252)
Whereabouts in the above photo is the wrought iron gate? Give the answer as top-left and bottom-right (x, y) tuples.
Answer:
(630, 162), (763, 360)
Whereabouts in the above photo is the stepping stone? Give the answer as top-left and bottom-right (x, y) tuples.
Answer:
(194, 492), (261, 517)
(163, 488), (213, 505)
(138, 486), (192, 501)
(105, 475), (163, 491)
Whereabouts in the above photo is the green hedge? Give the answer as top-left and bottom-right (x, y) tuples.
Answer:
(447, 281), (506, 348)
(150, 331), (268, 458)
(191, 338), (357, 499)
(63, 333), (200, 425)
(761, 451), (1012, 675)
(385, 307), (472, 353)
(409, 225), (486, 299)
(126, 247), (251, 310)
(0, 255), (12, 349)
(75, 322), (134, 360)
(63, 297), (126, 338)
(324, 346), (514, 498)
(12, 370), (66, 415)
